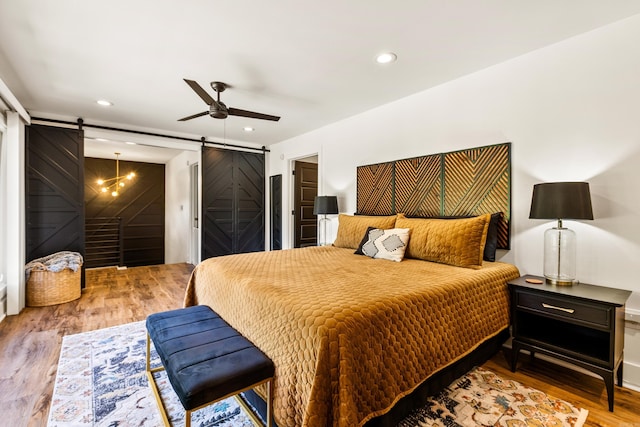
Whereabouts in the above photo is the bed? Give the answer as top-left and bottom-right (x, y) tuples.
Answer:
(184, 213), (520, 427)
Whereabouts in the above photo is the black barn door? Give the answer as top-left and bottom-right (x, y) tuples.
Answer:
(202, 147), (264, 259)
(26, 124), (85, 264)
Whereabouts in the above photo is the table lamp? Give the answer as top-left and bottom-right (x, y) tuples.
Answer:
(529, 182), (593, 285)
(313, 196), (338, 246)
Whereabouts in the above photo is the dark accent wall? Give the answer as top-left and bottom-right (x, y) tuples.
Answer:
(202, 147), (265, 259)
(84, 157), (165, 267)
(357, 142), (511, 249)
(26, 124), (85, 263)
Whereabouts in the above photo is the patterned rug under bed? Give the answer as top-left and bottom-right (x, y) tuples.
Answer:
(47, 321), (588, 427)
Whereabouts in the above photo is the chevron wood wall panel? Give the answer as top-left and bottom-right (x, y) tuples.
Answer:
(356, 142), (511, 249)
(356, 162), (394, 215)
(443, 144), (510, 249)
(394, 155), (441, 217)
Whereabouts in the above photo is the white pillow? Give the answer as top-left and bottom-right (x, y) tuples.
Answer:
(354, 227), (411, 262)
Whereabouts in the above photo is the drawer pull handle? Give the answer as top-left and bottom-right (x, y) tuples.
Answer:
(542, 303), (575, 314)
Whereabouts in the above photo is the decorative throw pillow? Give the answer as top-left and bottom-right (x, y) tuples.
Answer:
(432, 212), (503, 262)
(483, 212), (503, 262)
(395, 213), (490, 269)
(355, 227), (411, 262)
(333, 214), (397, 249)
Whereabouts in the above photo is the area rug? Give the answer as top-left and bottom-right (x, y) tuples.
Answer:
(47, 321), (260, 427)
(398, 366), (588, 427)
(48, 322), (588, 427)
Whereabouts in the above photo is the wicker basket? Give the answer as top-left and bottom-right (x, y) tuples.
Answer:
(26, 267), (81, 307)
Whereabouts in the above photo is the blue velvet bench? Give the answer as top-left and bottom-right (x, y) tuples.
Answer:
(145, 305), (275, 427)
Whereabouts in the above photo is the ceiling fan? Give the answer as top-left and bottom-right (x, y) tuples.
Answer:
(178, 79), (280, 122)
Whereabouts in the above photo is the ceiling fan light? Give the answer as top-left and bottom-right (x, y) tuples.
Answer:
(376, 52), (397, 64)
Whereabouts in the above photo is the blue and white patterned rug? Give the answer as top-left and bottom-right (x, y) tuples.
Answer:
(47, 321), (260, 427)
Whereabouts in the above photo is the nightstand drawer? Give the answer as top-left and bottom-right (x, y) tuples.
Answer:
(516, 291), (611, 328)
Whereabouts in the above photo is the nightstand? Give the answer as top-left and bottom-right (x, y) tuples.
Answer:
(508, 275), (631, 412)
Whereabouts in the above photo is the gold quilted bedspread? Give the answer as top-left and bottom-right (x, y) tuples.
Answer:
(184, 246), (520, 427)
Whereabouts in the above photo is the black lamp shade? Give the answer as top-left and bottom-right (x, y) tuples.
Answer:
(313, 196), (338, 215)
(529, 182), (594, 220)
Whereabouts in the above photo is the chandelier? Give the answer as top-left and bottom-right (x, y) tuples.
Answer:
(97, 152), (135, 197)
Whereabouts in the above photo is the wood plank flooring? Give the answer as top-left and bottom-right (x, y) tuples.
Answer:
(0, 264), (193, 427)
(0, 263), (638, 426)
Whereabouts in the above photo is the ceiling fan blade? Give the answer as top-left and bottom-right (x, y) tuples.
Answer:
(178, 111), (209, 121)
(228, 107), (280, 122)
(184, 79), (215, 105)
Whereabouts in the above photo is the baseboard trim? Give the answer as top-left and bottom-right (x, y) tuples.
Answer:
(622, 360), (640, 391)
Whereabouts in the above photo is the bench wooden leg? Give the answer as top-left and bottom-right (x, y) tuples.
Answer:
(267, 379), (273, 427)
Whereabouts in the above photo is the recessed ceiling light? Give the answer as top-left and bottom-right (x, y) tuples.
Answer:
(375, 52), (397, 64)
(96, 99), (113, 107)
(95, 138), (109, 142)
(125, 141), (137, 145)
(243, 126), (254, 132)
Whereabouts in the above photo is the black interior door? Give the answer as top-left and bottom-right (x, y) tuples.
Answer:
(294, 161), (318, 248)
(26, 124), (85, 264)
(202, 147), (265, 259)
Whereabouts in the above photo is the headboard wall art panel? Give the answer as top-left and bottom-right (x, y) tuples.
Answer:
(356, 142), (511, 249)
(356, 161), (395, 215)
(443, 144), (511, 248)
(394, 154), (441, 217)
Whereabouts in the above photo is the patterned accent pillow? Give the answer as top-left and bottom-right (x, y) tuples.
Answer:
(333, 214), (397, 249)
(354, 227), (411, 262)
(395, 213), (490, 269)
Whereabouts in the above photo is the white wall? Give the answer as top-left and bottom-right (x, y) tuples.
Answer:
(165, 149), (200, 264)
(270, 14), (640, 294)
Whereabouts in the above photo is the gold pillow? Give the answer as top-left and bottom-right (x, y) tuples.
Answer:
(395, 213), (490, 269)
(333, 214), (397, 249)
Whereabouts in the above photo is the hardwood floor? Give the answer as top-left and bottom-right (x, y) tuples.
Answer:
(0, 264), (194, 427)
(0, 263), (638, 426)
(485, 352), (640, 426)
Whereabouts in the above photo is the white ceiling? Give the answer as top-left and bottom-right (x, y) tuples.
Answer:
(2, 1), (640, 156)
